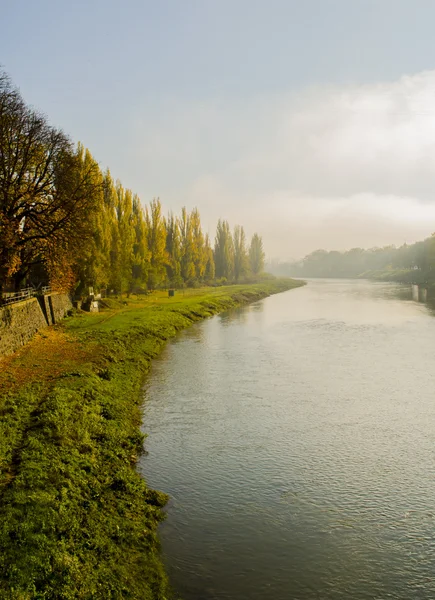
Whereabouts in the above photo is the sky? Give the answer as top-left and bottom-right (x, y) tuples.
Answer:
(3, 0), (435, 260)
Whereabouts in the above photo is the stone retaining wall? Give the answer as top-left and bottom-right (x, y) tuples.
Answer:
(48, 293), (72, 324)
(0, 293), (72, 358)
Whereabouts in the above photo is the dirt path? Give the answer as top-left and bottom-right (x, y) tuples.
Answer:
(0, 326), (92, 397)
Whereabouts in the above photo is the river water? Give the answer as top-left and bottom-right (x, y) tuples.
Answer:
(138, 280), (435, 600)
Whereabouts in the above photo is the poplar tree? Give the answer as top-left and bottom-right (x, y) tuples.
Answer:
(214, 220), (234, 280)
(233, 225), (249, 282)
(249, 233), (265, 275)
(102, 171), (122, 292)
(131, 195), (150, 289)
(190, 208), (206, 282)
(165, 212), (182, 287)
(179, 207), (195, 283)
(145, 198), (167, 289)
(71, 146), (112, 294)
(204, 234), (215, 281)
(115, 184), (135, 294)
(91, 166), (112, 290)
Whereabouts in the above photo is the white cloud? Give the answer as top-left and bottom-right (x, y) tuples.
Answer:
(230, 70), (435, 200)
(132, 70), (435, 258)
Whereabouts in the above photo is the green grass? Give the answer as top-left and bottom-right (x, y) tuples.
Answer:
(0, 279), (304, 599)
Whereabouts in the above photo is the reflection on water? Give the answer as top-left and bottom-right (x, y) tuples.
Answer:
(412, 283), (429, 303)
(218, 308), (247, 327)
(410, 283), (435, 316)
(170, 323), (206, 346)
(218, 302), (264, 328)
(139, 280), (435, 600)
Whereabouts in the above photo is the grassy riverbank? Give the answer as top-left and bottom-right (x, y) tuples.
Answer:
(0, 279), (304, 599)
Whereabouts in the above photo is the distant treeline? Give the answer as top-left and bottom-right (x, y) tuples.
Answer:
(269, 236), (435, 283)
(0, 71), (265, 298)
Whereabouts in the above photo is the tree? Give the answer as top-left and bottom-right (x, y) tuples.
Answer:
(190, 208), (206, 282)
(203, 234), (215, 281)
(0, 71), (101, 296)
(103, 172), (123, 292)
(179, 207), (195, 283)
(72, 146), (110, 295)
(249, 233), (265, 275)
(145, 198), (167, 289)
(131, 194), (150, 289)
(214, 219), (234, 280)
(165, 212), (182, 287)
(114, 184), (136, 295)
(233, 225), (249, 282)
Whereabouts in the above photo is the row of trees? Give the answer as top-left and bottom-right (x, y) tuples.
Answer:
(0, 71), (265, 298)
(270, 237), (435, 282)
(74, 162), (265, 295)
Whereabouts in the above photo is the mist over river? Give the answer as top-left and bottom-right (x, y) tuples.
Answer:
(138, 280), (435, 600)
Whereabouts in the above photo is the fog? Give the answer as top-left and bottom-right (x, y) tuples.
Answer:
(133, 70), (435, 260)
(4, 1), (435, 261)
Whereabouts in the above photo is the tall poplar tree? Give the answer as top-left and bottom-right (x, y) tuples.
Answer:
(249, 233), (265, 275)
(145, 198), (167, 289)
(102, 171), (122, 292)
(204, 234), (215, 281)
(165, 212), (182, 287)
(131, 195), (150, 288)
(233, 225), (249, 282)
(91, 164), (112, 290)
(179, 207), (195, 283)
(214, 219), (234, 280)
(190, 208), (206, 282)
(115, 184), (135, 294)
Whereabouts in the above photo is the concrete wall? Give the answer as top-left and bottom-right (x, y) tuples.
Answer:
(0, 293), (72, 358)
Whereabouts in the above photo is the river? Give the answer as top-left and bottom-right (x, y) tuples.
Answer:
(138, 279), (435, 600)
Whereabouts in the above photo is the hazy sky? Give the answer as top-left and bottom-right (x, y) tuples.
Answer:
(3, 0), (435, 259)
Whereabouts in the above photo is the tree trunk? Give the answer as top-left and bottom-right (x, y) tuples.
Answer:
(13, 270), (26, 292)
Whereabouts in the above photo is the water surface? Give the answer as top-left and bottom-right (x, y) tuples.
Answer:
(138, 280), (435, 600)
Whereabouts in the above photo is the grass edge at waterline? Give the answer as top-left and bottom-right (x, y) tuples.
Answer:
(0, 279), (304, 599)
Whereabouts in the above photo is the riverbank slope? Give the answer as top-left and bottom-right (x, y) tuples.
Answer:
(0, 279), (304, 599)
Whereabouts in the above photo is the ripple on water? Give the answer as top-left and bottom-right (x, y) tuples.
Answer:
(139, 280), (435, 600)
